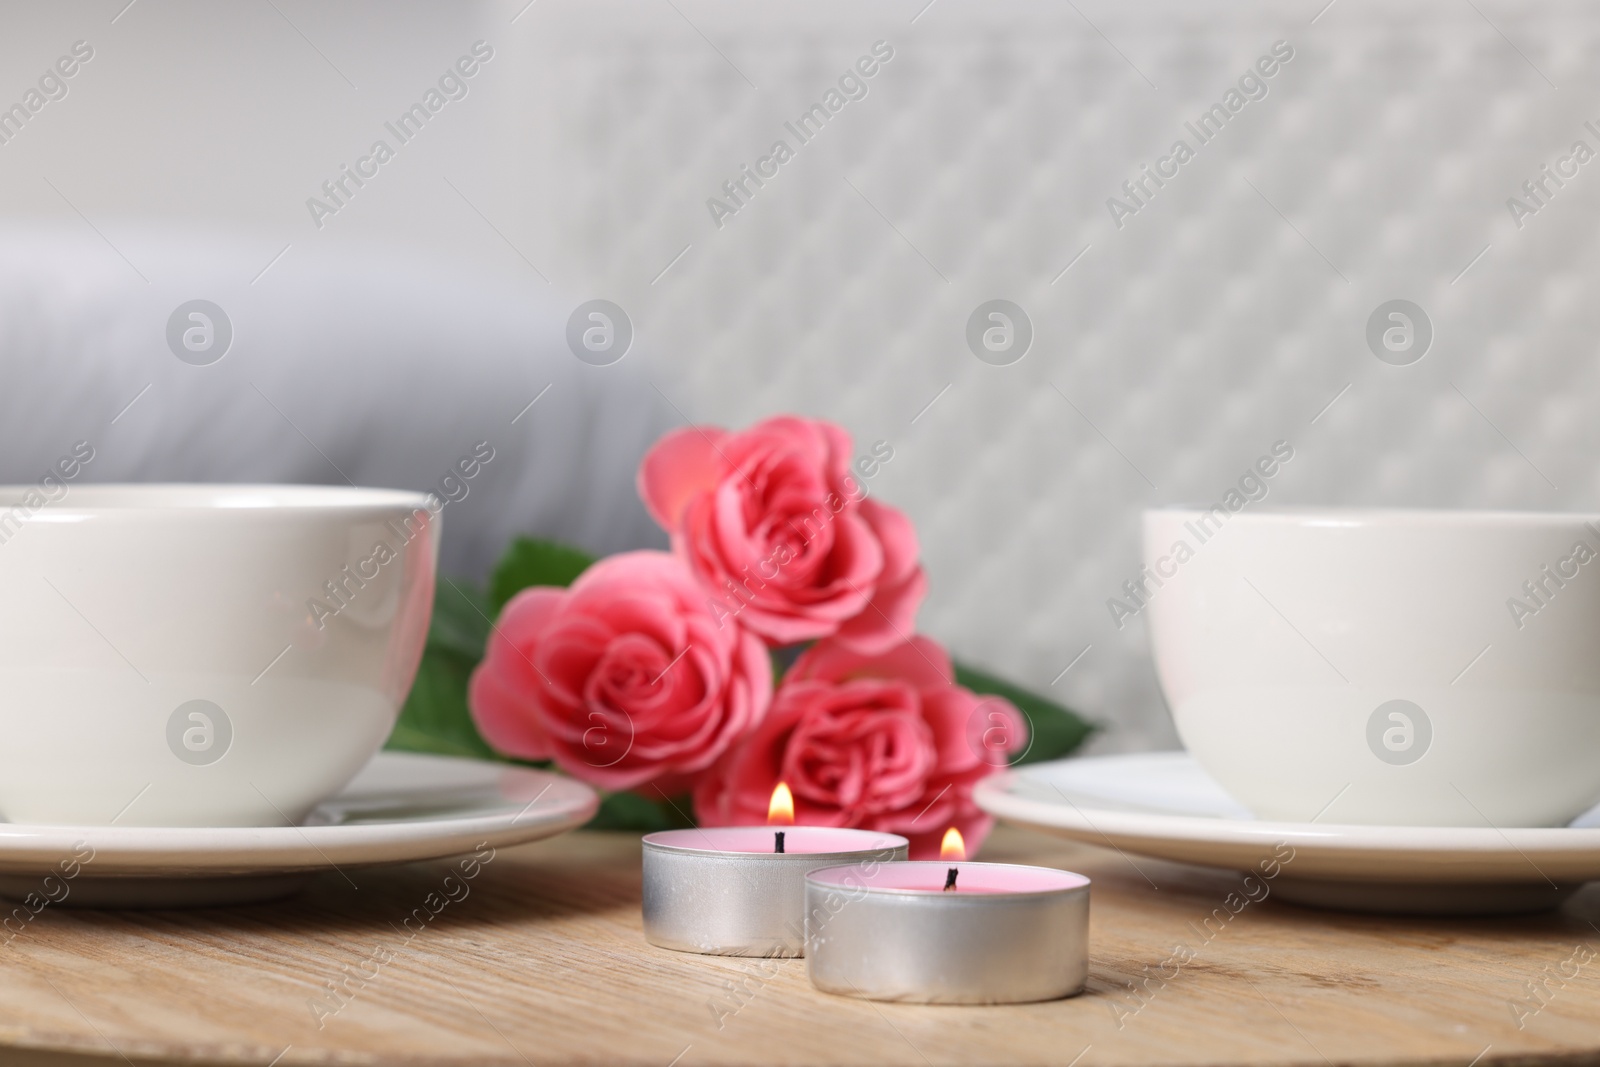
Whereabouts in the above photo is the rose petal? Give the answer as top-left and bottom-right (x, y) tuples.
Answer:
(638, 426), (729, 530)
(855, 499), (920, 586)
(467, 670), (553, 759)
(467, 551), (772, 794)
(693, 629), (1008, 860)
(790, 635), (953, 689)
(831, 564), (927, 655)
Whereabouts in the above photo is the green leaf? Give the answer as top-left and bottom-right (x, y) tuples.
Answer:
(386, 640), (497, 761)
(490, 537), (596, 613)
(953, 661), (1095, 766)
(387, 577), (503, 760)
(584, 791), (697, 832)
(428, 578), (493, 661)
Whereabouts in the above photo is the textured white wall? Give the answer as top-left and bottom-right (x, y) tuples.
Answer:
(2, 0), (1596, 753)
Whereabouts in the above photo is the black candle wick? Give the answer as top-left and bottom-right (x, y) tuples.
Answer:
(943, 867), (958, 892)
(774, 831), (786, 854)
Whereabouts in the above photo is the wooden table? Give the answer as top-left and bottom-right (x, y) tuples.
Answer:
(2, 824), (1599, 1066)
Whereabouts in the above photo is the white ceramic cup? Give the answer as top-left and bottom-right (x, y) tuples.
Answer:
(1143, 507), (1600, 827)
(0, 484), (438, 826)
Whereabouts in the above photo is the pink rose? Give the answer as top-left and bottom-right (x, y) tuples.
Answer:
(638, 415), (926, 655)
(694, 635), (1025, 859)
(468, 551), (772, 793)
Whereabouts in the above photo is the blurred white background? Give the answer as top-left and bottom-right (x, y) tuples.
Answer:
(2, 0), (1596, 752)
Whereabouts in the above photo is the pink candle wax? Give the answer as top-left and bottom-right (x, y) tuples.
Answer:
(808, 860), (1089, 895)
(644, 826), (901, 855)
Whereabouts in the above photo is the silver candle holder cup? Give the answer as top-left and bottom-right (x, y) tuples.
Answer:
(641, 827), (909, 957)
(804, 860), (1090, 1004)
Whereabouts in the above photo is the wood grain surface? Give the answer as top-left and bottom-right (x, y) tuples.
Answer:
(1, 824), (1598, 1066)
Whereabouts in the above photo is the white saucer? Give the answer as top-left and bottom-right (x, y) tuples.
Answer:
(0, 752), (598, 908)
(975, 753), (1600, 914)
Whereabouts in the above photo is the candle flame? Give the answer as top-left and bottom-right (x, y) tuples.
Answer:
(940, 826), (966, 861)
(768, 782), (795, 825)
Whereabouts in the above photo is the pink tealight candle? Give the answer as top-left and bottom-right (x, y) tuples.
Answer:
(641, 785), (908, 957)
(804, 829), (1089, 1004)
